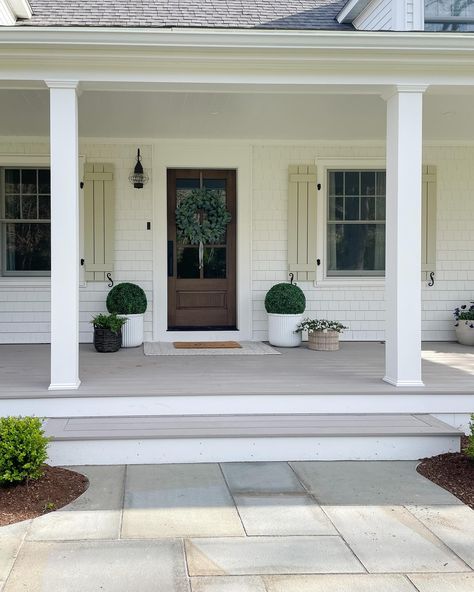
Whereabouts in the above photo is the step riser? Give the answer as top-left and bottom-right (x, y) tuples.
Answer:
(47, 435), (461, 465)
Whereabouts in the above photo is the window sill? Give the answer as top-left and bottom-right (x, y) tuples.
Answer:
(0, 279), (87, 288)
(314, 278), (385, 289)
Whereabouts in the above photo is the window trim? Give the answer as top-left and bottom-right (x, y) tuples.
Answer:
(0, 163), (52, 278)
(0, 155), (86, 285)
(314, 158), (386, 288)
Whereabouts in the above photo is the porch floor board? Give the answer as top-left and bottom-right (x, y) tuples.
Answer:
(0, 342), (473, 398)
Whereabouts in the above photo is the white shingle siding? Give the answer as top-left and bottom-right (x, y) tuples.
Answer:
(353, 0), (392, 30)
(0, 140), (473, 344)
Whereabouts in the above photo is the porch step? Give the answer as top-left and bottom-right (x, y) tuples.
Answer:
(45, 413), (462, 465)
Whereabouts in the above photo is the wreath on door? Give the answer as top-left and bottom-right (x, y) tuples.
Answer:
(175, 188), (231, 245)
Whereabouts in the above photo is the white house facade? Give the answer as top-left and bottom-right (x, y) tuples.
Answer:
(0, 0), (473, 462)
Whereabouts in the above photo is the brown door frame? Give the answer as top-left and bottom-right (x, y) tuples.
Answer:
(167, 168), (237, 330)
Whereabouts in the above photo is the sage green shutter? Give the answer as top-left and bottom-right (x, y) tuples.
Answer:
(421, 165), (437, 282)
(83, 163), (115, 282)
(288, 165), (318, 281)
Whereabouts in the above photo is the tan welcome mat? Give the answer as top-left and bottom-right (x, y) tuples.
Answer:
(144, 341), (280, 356)
(174, 341), (242, 349)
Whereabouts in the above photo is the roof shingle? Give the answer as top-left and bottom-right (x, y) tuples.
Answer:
(21, 0), (352, 30)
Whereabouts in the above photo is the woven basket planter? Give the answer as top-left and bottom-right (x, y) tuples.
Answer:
(308, 330), (340, 351)
(93, 328), (122, 353)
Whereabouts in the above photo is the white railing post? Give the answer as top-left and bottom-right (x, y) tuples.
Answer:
(46, 81), (81, 390)
(383, 85), (427, 387)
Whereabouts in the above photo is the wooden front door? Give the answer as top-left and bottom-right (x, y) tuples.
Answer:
(167, 169), (237, 329)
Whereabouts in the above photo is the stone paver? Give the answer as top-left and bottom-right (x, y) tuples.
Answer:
(290, 461), (462, 505)
(323, 505), (469, 573)
(407, 505), (474, 569)
(3, 540), (189, 592)
(264, 574), (417, 592)
(191, 576), (267, 592)
(185, 536), (365, 576)
(27, 465), (125, 541)
(233, 494), (337, 536)
(0, 521), (30, 588)
(221, 462), (305, 494)
(408, 574), (474, 592)
(122, 464), (244, 538)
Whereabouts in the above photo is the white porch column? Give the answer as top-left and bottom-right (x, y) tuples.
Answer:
(383, 85), (426, 387)
(47, 81), (81, 390)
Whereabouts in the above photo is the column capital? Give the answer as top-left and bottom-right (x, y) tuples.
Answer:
(381, 85), (429, 102)
(45, 80), (80, 91)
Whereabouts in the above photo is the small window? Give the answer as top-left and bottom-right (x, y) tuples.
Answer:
(1, 168), (51, 276)
(425, 0), (474, 31)
(327, 170), (386, 277)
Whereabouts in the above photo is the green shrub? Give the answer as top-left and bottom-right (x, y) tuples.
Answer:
(106, 282), (147, 315)
(91, 313), (127, 334)
(265, 283), (306, 315)
(0, 417), (49, 485)
(466, 415), (474, 460)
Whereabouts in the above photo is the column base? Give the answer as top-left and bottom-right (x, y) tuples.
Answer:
(48, 380), (81, 391)
(383, 376), (425, 388)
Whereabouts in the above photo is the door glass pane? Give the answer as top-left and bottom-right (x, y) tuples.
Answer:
(176, 178), (200, 207)
(203, 247), (226, 279)
(176, 246), (200, 279)
(4, 222), (50, 271)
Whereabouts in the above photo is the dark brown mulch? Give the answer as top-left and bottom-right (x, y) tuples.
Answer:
(417, 436), (474, 509)
(0, 465), (89, 527)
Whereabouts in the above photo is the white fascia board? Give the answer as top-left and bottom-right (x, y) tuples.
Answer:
(337, 0), (373, 23)
(9, 0), (32, 19)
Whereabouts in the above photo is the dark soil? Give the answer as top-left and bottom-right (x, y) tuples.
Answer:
(0, 465), (89, 527)
(417, 436), (474, 509)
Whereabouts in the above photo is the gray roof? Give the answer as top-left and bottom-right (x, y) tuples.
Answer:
(21, 0), (352, 30)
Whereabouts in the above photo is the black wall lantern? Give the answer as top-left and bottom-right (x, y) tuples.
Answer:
(129, 148), (149, 189)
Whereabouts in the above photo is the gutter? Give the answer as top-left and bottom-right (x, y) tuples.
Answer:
(0, 27), (473, 54)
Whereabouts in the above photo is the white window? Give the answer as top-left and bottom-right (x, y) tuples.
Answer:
(0, 167), (51, 276)
(326, 169), (386, 278)
(425, 0), (474, 31)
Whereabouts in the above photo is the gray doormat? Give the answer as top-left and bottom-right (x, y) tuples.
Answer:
(144, 341), (280, 356)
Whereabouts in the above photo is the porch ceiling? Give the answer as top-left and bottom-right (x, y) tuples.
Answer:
(1, 88), (474, 141)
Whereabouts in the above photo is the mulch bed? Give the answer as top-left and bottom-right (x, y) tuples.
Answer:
(0, 465), (89, 527)
(417, 436), (474, 509)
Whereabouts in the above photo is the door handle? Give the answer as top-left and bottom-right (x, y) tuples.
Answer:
(168, 241), (174, 277)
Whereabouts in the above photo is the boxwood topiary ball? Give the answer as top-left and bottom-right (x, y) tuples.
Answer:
(265, 283), (306, 315)
(106, 282), (147, 315)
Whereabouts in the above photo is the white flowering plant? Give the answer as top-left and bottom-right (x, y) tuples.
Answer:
(296, 318), (347, 334)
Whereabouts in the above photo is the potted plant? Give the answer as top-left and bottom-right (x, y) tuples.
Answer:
(296, 318), (348, 351)
(454, 302), (474, 346)
(106, 283), (147, 348)
(265, 282), (306, 347)
(91, 313), (126, 353)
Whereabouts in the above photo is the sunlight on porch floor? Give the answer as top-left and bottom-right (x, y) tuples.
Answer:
(0, 342), (473, 397)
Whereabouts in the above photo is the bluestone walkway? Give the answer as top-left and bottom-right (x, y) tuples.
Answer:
(1, 462), (474, 592)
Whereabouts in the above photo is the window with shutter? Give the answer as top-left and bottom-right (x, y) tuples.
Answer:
(83, 163), (115, 282)
(287, 165), (317, 281)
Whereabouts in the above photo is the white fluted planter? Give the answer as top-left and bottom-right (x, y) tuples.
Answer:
(267, 313), (303, 347)
(121, 314), (144, 348)
(455, 322), (474, 346)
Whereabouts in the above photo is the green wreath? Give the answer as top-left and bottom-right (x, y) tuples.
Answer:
(175, 188), (231, 245)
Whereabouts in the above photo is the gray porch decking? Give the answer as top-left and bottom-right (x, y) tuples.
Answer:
(0, 341), (473, 398)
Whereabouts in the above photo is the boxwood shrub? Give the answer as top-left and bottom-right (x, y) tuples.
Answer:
(265, 283), (306, 315)
(0, 417), (49, 485)
(106, 282), (147, 315)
